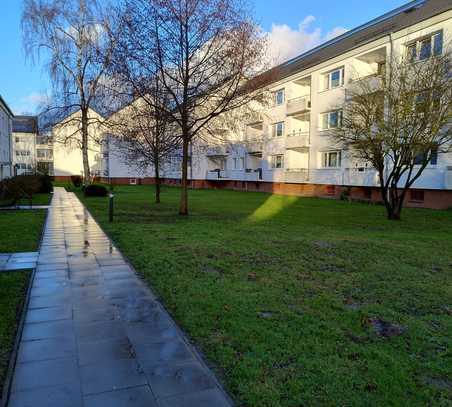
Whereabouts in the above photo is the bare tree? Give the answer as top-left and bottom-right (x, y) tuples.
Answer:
(107, 78), (180, 203)
(332, 49), (452, 220)
(22, 0), (112, 184)
(115, 0), (266, 215)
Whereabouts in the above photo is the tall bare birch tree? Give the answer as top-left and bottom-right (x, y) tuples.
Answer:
(115, 0), (266, 215)
(22, 0), (112, 183)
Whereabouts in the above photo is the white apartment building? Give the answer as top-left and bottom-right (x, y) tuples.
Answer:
(186, 0), (452, 209)
(12, 116), (37, 175)
(51, 0), (452, 209)
(0, 95), (13, 181)
(52, 108), (105, 180)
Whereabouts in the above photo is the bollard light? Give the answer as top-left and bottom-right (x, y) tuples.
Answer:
(108, 192), (114, 222)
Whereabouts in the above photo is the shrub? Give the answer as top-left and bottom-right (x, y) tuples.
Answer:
(71, 175), (83, 188)
(0, 175), (53, 205)
(0, 176), (41, 204)
(38, 174), (53, 193)
(84, 184), (108, 197)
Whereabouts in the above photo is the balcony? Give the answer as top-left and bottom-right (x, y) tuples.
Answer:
(343, 168), (380, 186)
(246, 112), (264, 128)
(245, 139), (263, 155)
(284, 168), (309, 183)
(245, 169), (262, 181)
(206, 170), (229, 180)
(285, 131), (309, 150)
(205, 146), (228, 157)
(347, 74), (383, 96)
(286, 96), (311, 116)
(446, 167), (452, 189)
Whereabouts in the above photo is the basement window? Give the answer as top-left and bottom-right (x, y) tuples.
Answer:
(409, 190), (424, 202)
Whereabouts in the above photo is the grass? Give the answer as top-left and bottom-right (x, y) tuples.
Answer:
(0, 272), (30, 399)
(0, 210), (46, 253)
(78, 185), (452, 406)
(0, 193), (52, 207)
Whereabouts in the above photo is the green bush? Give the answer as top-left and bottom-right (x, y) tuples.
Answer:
(0, 175), (53, 205)
(71, 175), (83, 188)
(84, 184), (108, 197)
(38, 174), (53, 193)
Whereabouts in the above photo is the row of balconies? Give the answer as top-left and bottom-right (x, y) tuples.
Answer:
(205, 166), (452, 189)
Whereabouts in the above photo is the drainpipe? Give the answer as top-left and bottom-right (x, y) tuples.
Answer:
(189, 141), (193, 188)
(383, 33), (395, 201)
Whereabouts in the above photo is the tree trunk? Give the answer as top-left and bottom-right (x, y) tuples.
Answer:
(385, 188), (403, 220)
(81, 108), (91, 185)
(179, 137), (189, 215)
(154, 157), (161, 204)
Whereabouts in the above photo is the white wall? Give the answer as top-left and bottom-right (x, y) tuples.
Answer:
(0, 101), (13, 180)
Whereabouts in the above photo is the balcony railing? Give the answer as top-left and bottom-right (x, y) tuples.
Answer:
(343, 168), (380, 186)
(246, 112), (264, 127)
(205, 146), (228, 157)
(245, 138), (263, 154)
(446, 166), (452, 190)
(245, 169), (262, 181)
(286, 95), (311, 116)
(206, 170), (229, 180)
(347, 74), (383, 96)
(284, 168), (309, 183)
(285, 131), (309, 150)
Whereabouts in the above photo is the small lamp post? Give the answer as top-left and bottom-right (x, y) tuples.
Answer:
(108, 192), (114, 222)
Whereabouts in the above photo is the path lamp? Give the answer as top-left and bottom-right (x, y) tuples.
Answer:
(108, 192), (114, 222)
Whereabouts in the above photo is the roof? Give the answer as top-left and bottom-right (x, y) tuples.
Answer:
(13, 116), (38, 133)
(257, 0), (452, 87)
(0, 95), (14, 117)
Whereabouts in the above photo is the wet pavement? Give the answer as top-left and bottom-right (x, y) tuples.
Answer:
(0, 253), (38, 272)
(7, 187), (232, 407)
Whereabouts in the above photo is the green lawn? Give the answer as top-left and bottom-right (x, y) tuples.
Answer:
(0, 210), (47, 252)
(0, 192), (52, 207)
(79, 185), (452, 406)
(0, 272), (30, 399)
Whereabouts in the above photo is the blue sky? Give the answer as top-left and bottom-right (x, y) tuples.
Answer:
(0, 0), (408, 115)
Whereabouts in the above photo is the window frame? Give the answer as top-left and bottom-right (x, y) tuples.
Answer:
(323, 67), (345, 91)
(321, 150), (342, 169)
(271, 154), (284, 169)
(273, 89), (285, 106)
(320, 110), (343, 131)
(272, 121), (285, 137)
(406, 31), (443, 62)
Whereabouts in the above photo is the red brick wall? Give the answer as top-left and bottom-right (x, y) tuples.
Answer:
(99, 177), (452, 210)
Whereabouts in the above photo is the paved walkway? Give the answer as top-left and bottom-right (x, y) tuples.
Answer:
(8, 187), (232, 407)
(0, 253), (38, 271)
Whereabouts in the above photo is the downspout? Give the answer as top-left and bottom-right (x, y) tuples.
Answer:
(189, 141), (193, 188)
(384, 32), (395, 202)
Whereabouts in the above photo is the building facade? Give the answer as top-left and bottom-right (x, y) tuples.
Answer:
(12, 116), (38, 175)
(0, 96), (13, 181)
(51, 0), (452, 209)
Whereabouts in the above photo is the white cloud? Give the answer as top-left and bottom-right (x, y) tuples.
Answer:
(12, 92), (49, 115)
(266, 16), (348, 65)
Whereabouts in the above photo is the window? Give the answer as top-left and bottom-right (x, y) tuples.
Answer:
(323, 67), (345, 90)
(272, 121), (285, 137)
(414, 148), (438, 166)
(37, 149), (52, 159)
(273, 89), (285, 106)
(410, 190), (424, 202)
(233, 157), (244, 170)
(320, 110), (343, 130)
(406, 31), (443, 62)
(321, 151), (342, 168)
(271, 155), (284, 169)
